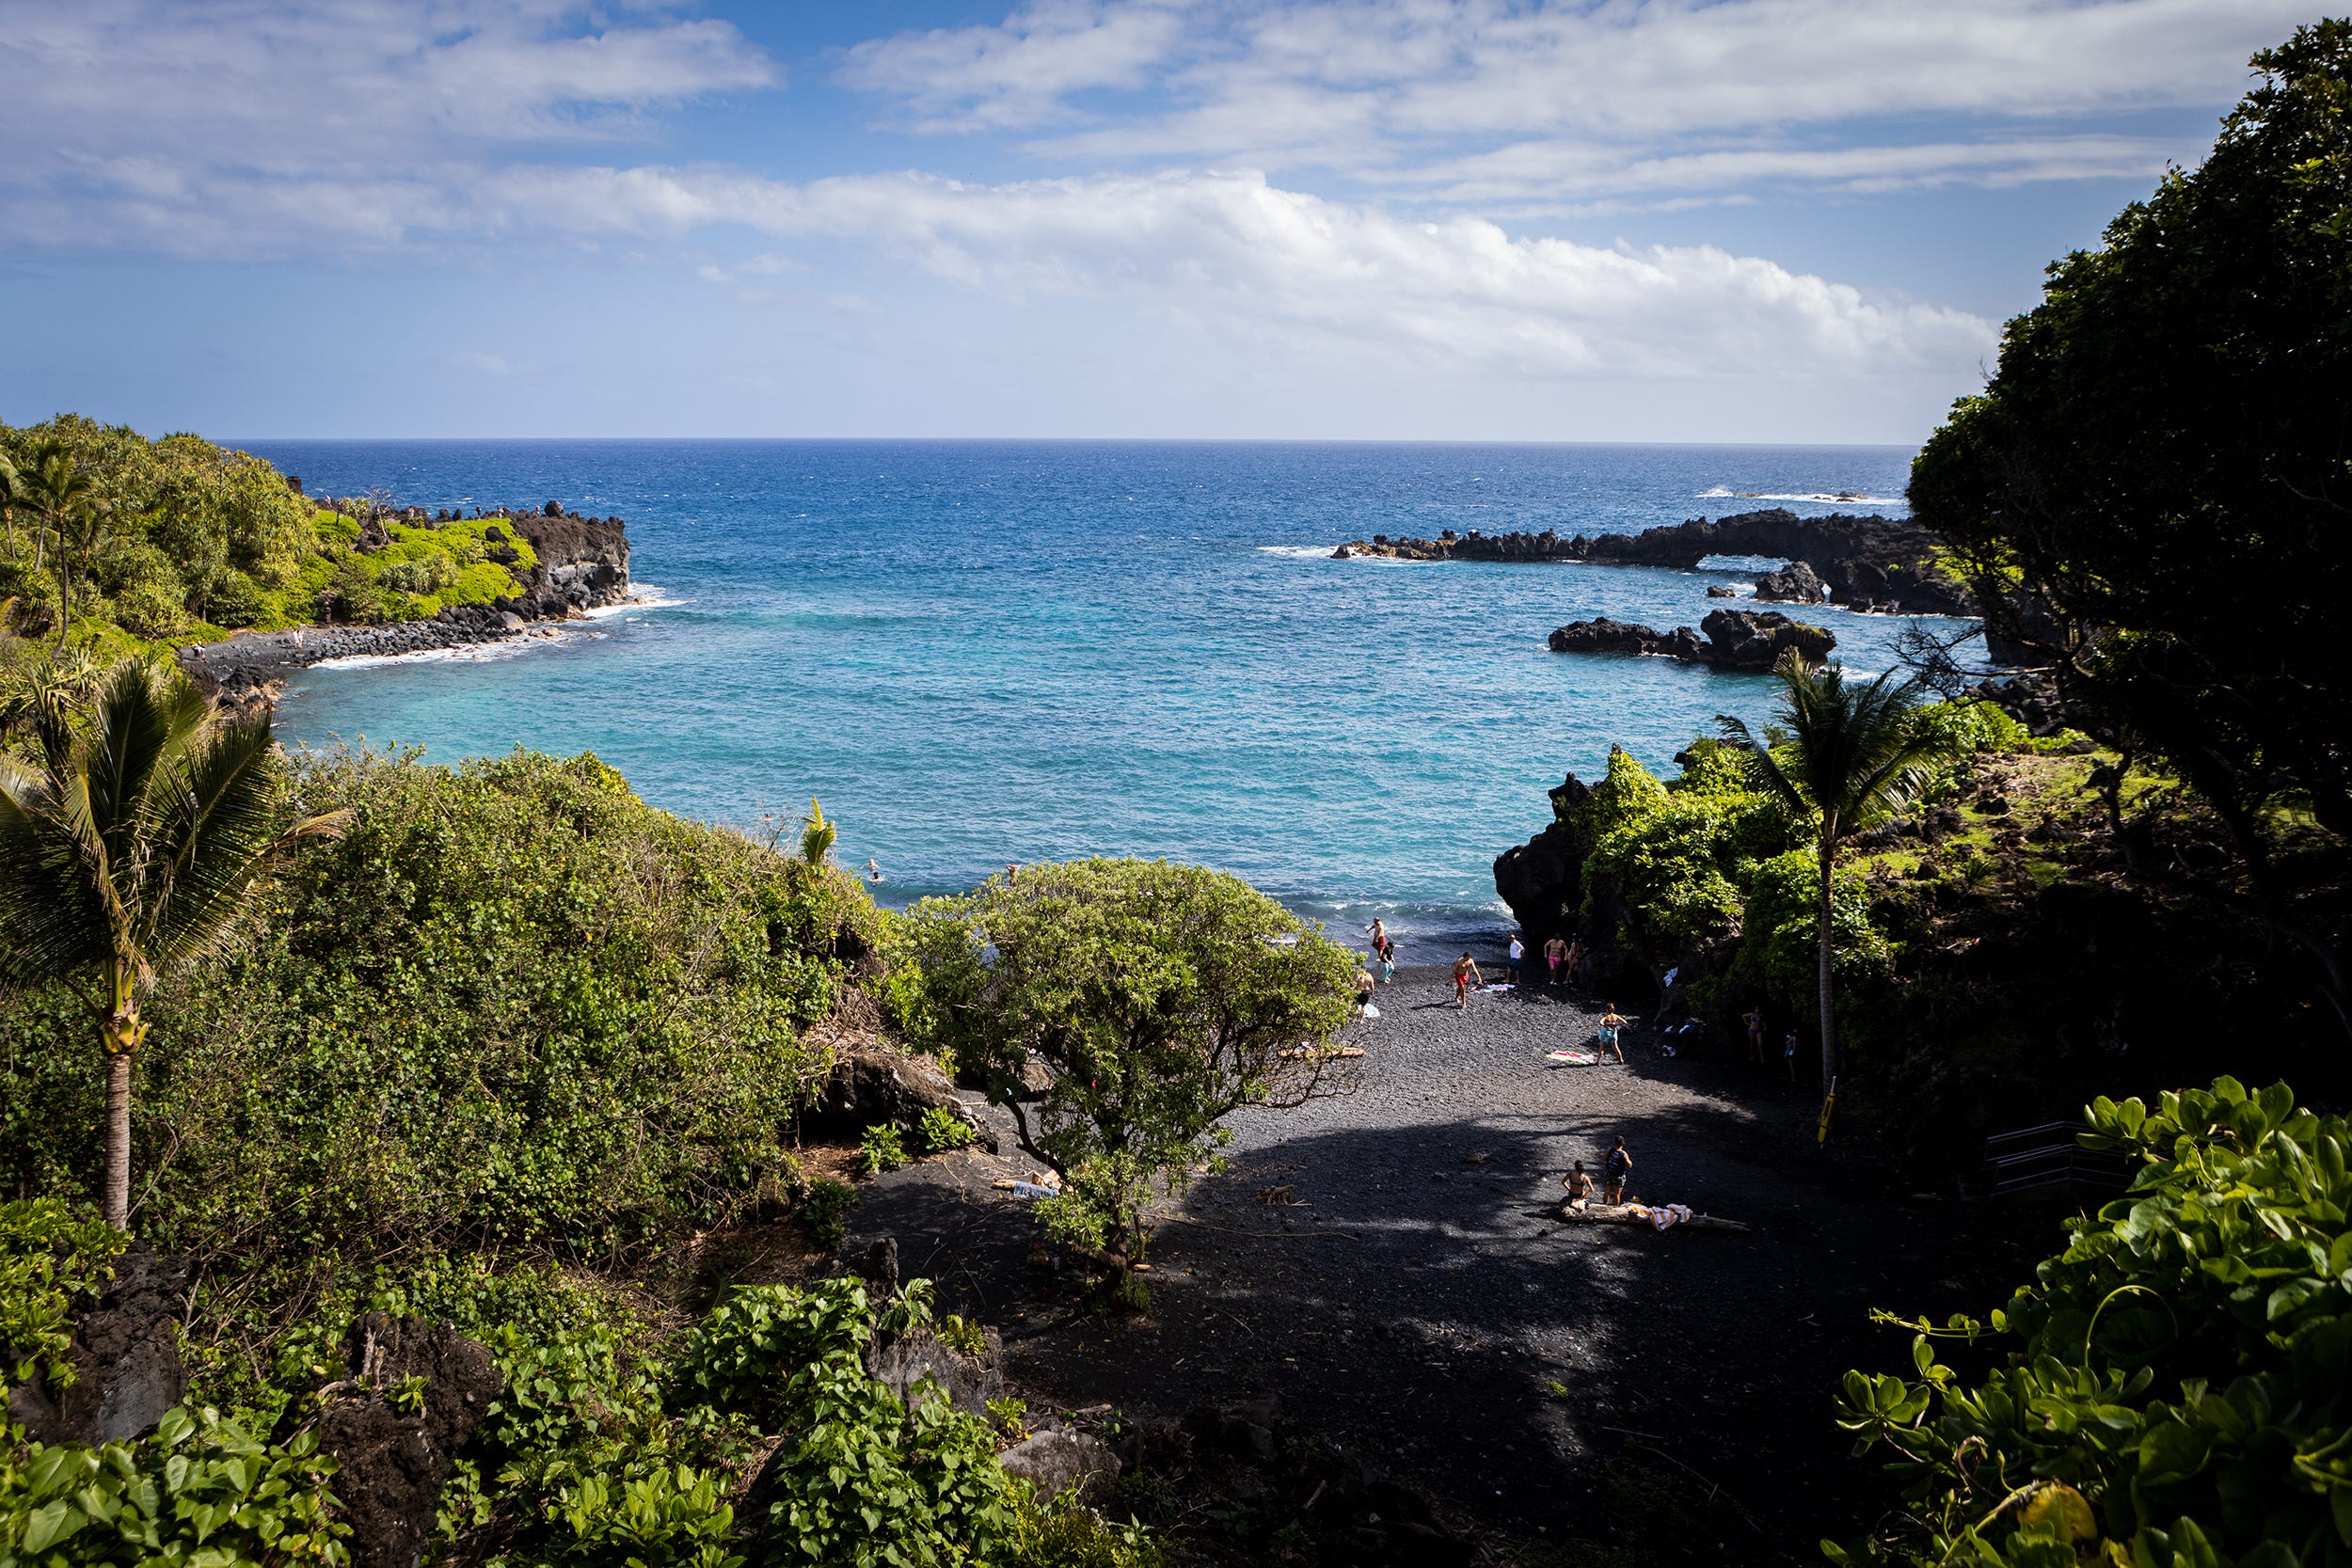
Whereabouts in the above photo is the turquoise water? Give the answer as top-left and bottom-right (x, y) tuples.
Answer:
(242, 440), (1945, 958)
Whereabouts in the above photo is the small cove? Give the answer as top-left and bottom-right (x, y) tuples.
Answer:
(245, 439), (1956, 958)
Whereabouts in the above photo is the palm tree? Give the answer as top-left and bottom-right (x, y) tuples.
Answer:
(0, 658), (348, 1229)
(1718, 653), (1956, 1087)
(801, 797), (835, 865)
(0, 449), (20, 552)
(19, 446), (107, 647)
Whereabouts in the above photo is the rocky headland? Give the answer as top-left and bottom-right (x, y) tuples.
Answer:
(1335, 507), (1968, 616)
(181, 501), (633, 710)
(1548, 607), (1836, 670)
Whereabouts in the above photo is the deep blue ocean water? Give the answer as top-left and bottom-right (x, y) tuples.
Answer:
(238, 440), (1944, 958)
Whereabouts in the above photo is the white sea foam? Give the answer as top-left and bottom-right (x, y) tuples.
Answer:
(1697, 486), (1903, 506)
(307, 588), (680, 673)
(585, 583), (687, 617)
(1255, 544), (1344, 561)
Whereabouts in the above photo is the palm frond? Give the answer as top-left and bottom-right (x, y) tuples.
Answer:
(1715, 712), (1808, 816)
(0, 755), (113, 985)
(146, 711), (334, 968)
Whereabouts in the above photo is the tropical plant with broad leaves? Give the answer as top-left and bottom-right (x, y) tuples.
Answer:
(1718, 653), (1955, 1085)
(0, 657), (346, 1228)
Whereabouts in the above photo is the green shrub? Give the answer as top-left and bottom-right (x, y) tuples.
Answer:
(0, 1405), (345, 1568)
(1005, 1491), (1165, 1568)
(545, 1464), (742, 1568)
(860, 1125), (907, 1176)
(0, 1200), (124, 1389)
(1831, 1077), (2352, 1566)
(916, 1106), (977, 1155)
(760, 1343), (1014, 1568)
(665, 1279), (871, 1424)
(987, 1397), (1029, 1440)
(204, 571), (275, 628)
(936, 1315), (985, 1358)
(0, 748), (890, 1273)
(800, 1179), (857, 1251)
(1729, 849), (1888, 1023)
(375, 552), (456, 597)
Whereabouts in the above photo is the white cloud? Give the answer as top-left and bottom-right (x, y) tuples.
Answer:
(838, 0), (1195, 131)
(445, 350), (515, 374)
(455, 165), (1997, 379)
(0, 0), (776, 252)
(847, 0), (2309, 198)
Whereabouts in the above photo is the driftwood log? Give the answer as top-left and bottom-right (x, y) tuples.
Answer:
(1558, 1200), (1752, 1233)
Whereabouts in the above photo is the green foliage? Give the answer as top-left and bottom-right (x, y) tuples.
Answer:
(800, 1179), (857, 1252)
(1578, 747), (1788, 942)
(0, 1202), (124, 1389)
(1909, 21), (2352, 846)
(1909, 699), (2030, 763)
(1004, 1491), (1164, 1568)
(0, 745), (898, 1275)
(799, 800), (835, 868)
(666, 1280), (874, 1426)
(860, 1125), (907, 1177)
(0, 1405), (345, 1568)
(987, 1398), (1030, 1440)
(545, 1465), (742, 1568)
(1832, 1077), (2352, 1566)
(935, 1315), (985, 1359)
(916, 1106), (977, 1155)
(905, 860), (1355, 1262)
(1731, 850), (1889, 1024)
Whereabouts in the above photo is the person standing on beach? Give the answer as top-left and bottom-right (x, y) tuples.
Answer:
(1453, 951), (1483, 1009)
(1744, 1007), (1766, 1065)
(1544, 934), (1566, 986)
(1565, 935), (1588, 985)
(1354, 968), (1376, 1015)
(1602, 1137), (1632, 1205)
(1784, 1027), (1802, 1082)
(1507, 933), (1524, 984)
(1369, 918), (1388, 965)
(1597, 1004), (1628, 1064)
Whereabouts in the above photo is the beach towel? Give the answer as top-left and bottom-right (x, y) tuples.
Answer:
(1546, 1050), (1599, 1066)
(1361, 1004), (1381, 1020)
(1482, 983), (1514, 992)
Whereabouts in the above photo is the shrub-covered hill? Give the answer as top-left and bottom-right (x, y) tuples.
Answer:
(1496, 702), (2344, 1173)
(0, 415), (565, 651)
(0, 747), (898, 1386)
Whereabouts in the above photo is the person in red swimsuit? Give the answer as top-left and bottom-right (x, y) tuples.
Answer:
(1452, 951), (1482, 1009)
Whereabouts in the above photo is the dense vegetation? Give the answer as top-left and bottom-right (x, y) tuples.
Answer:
(1909, 20), (2352, 1034)
(1835, 1078), (2352, 1567)
(0, 727), (1162, 1568)
(0, 416), (537, 653)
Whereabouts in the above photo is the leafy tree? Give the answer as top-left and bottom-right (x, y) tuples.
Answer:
(0, 658), (345, 1228)
(905, 860), (1356, 1283)
(17, 448), (105, 647)
(1909, 23), (2352, 865)
(1833, 1077), (2352, 1567)
(1719, 655), (1952, 1085)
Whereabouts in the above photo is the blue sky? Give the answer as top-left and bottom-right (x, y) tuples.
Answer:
(0, 1), (2315, 441)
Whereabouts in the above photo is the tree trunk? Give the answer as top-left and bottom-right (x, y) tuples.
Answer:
(101, 965), (145, 1232)
(103, 1050), (132, 1230)
(1817, 832), (1837, 1086)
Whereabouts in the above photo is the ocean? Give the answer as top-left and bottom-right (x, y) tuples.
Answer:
(238, 439), (1946, 959)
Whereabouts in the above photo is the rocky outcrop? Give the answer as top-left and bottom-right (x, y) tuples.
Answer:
(1548, 610), (1833, 671)
(6, 1246), (187, 1446)
(282, 1314), (502, 1568)
(511, 509), (631, 619)
(1752, 560), (1826, 604)
(176, 503), (634, 711)
(868, 1321), (1006, 1420)
(814, 1049), (994, 1152)
(999, 1429), (1121, 1504)
(1338, 508), (1971, 616)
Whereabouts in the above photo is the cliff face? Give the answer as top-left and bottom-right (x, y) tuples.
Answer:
(1337, 507), (1970, 616)
(512, 509), (631, 618)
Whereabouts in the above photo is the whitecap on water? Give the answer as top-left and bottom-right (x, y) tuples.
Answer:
(1255, 545), (1344, 561)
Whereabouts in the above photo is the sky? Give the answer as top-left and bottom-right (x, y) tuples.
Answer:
(0, 0), (2318, 442)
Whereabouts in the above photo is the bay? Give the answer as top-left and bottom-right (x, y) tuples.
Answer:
(242, 439), (1948, 958)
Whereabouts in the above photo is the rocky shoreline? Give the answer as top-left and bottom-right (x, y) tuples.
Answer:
(1547, 607), (1836, 670)
(180, 501), (634, 712)
(1334, 506), (1970, 616)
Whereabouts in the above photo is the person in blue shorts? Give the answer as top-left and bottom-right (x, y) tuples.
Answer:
(1597, 1004), (1627, 1064)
